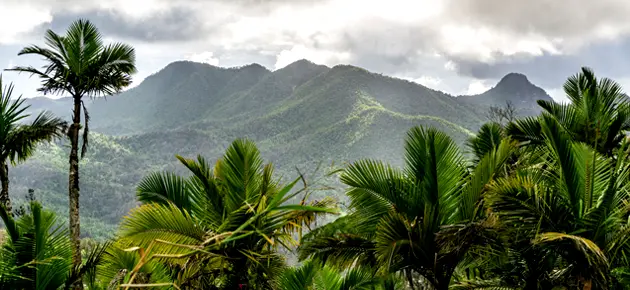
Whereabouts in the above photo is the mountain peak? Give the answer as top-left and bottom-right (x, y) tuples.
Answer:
(237, 63), (271, 73)
(457, 72), (552, 116)
(279, 59), (329, 71)
(495, 72), (532, 88)
(273, 59), (330, 83)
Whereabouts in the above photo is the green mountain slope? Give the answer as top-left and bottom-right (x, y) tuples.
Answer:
(15, 60), (551, 239)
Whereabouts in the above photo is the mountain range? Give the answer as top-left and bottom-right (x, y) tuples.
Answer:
(13, 59), (553, 238)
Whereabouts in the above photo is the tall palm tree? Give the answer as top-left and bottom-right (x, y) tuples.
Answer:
(299, 126), (516, 290)
(117, 139), (336, 289)
(7, 19), (137, 275)
(507, 67), (630, 156)
(482, 114), (630, 289)
(0, 76), (65, 214)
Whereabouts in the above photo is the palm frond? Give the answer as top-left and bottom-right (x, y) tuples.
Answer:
(341, 159), (408, 229)
(450, 279), (518, 290)
(467, 122), (504, 164)
(118, 203), (206, 255)
(5, 110), (65, 164)
(505, 116), (544, 147)
(298, 216), (377, 268)
(66, 241), (109, 289)
(215, 138), (265, 212)
(459, 139), (516, 222)
(277, 259), (318, 290)
(533, 232), (609, 287)
(136, 172), (192, 211)
(404, 127), (466, 225)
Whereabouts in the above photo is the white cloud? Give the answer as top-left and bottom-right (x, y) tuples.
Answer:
(274, 45), (351, 69)
(545, 88), (570, 103)
(400, 75), (442, 88)
(466, 80), (490, 95)
(438, 25), (562, 63)
(0, 3), (51, 44)
(186, 51), (220, 66)
(5, 0), (630, 98)
(444, 61), (457, 71)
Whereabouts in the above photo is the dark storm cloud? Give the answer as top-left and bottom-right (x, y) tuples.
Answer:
(449, 37), (630, 88)
(28, 7), (213, 42)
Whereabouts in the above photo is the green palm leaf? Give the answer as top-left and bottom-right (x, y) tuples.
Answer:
(137, 172), (192, 211)
(467, 122), (504, 164)
(0, 201), (72, 290)
(118, 203), (206, 254)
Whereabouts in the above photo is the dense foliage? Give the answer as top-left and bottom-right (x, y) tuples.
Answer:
(3, 62), (630, 289)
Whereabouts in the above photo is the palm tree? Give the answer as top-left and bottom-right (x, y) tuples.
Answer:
(299, 126), (515, 290)
(0, 76), (65, 214)
(278, 260), (403, 290)
(467, 121), (504, 165)
(94, 241), (171, 289)
(482, 114), (630, 289)
(7, 19), (137, 275)
(0, 200), (105, 289)
(116, 139), (336, 289)
(507, 67), (630, 156)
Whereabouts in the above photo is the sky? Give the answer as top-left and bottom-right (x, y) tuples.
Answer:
(2, 0), (630, 102)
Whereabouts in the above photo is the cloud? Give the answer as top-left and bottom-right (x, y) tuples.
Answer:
(448, 37), (630, 89)
(445, 0), (630, 42)
(399, 75), (442, 88)
(5, 60), (14, 70)
(0, 3), (52, 44)
(26, 7), (212, 43)
(4, 0), (630, 101)
(186, 51), (220, 66)
(466, 80), (491, 95)
(274, 45), (351, 69)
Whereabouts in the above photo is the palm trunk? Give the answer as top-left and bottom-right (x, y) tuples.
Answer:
(68, 97), (82, 289)
(0, 162), (11, 214)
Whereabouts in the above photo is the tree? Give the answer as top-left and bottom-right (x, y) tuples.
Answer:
(0, 200), (105, 290)
(466, 122), (504, 165)
(486, 100), (517, 125)
(93, 241), (172, 289)
(0, 76), (65, 214)
(479, 114), (630, 289)
(117, 138), (336, 289)
(507, 67), (630, 156)
(278, 260), (403, 290)
(7, 18), (137, 279)
(299, 126), (515, 290)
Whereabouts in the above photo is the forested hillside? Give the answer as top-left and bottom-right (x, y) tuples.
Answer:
(14, 59), (552, 238)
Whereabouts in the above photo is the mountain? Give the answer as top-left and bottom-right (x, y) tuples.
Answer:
(14, 59), (553, 239)
(456, 72), (554, 116)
